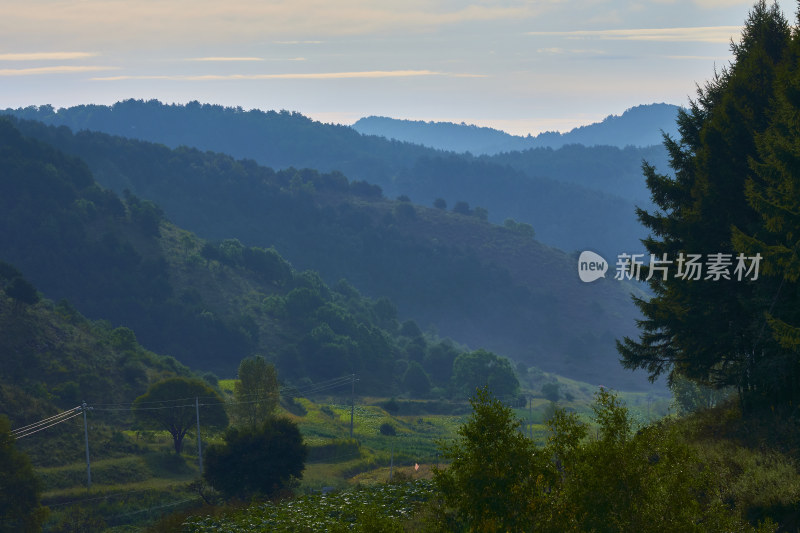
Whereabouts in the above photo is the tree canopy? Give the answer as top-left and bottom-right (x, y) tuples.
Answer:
(617, 0), (795, 409)
(132, 377), (228, 454)
(433, 387), (757, 531)
(204, 417), (307, 500)
(231, 355), (279, 429)
(451, 349), (519, 399)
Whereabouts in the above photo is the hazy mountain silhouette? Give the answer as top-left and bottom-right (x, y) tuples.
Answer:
(2, 100), (669, 255)
(352, 103), (681, 155)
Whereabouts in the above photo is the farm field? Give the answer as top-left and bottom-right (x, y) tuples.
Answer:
(28, 375), (671, 530)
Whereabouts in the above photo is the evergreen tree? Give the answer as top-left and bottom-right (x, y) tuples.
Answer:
(402, 361), (431, 395)
(617, 0), (791, 407)
(732, 14), (800, 405)
(433, 387), (540, 531)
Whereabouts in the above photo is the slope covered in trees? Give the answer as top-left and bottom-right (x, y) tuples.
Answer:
(1, 101), (654, 254)
(1, 117), (647, 389)
(0, 118), (563, 397)
(0, 272), (194, 471)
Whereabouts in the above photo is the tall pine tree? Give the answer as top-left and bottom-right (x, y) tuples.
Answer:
(618, 0), (791, 408)
(732, 13), (800, 406)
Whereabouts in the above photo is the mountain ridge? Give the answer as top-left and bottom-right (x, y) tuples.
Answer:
(1, 100), (668, 255)
(352, 103), (681, 155)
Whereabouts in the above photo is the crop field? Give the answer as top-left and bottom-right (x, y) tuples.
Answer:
(183, 480), (435, 532)
(28, 378), (670, 530)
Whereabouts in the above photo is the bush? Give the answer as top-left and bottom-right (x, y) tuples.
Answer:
(541, 382), (560, 402)
(432, 387), (766, 532)
(204, 417), (307, 500)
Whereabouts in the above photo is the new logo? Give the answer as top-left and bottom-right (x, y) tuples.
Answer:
(578, 251), (608, 283)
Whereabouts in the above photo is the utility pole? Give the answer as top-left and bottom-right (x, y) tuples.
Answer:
(349, 374), (355, 438)
(81, 401), (92, 489)
(196, 397), (203, 474)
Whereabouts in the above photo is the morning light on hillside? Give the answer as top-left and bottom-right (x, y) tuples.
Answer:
(3, 1), (800, 531)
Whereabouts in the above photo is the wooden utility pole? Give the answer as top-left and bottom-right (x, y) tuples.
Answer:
(82, 401), (92, 489)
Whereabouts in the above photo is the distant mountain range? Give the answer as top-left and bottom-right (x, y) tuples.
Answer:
(352, 103), (682, 155)
(2, 100), (673, 255)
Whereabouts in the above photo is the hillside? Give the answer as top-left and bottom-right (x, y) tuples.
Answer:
(1, 117), (649, 390)
(1, 100), (658, 254)
(482, 143), (669, 206)
(0, 278), (192, 459)
(352, 103), (681, 155)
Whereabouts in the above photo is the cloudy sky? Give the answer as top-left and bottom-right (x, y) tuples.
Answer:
(0, 0), (795, 134)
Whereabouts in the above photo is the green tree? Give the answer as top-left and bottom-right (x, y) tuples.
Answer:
(423, 340), (459, 386)
(543, 389), (752, 532)
(452, 201), (471, 216)
(617, 1), (791, 408)
(132, 377), (228, 454)
(0, 416), (47, 532)
(0, 261), (22, 281)
(4, 277), (39, 309)
(433, 387), (541, 531)
(203, 417), (307, 500)
(670, 374), (730, 415)
(452, 349), (519, 398)
(730, 11), (800, 406)
(231, 355), (279, 429)
(403, 361), (431, 395)
(541, 382), (560, 402)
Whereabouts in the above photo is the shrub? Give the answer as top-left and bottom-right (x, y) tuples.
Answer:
(204, 417), (307, 500)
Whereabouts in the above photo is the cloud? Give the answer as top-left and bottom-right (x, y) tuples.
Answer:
(691, 0), (754, 7)
(536, 47), (606, 55)
(528, 26), (743, 44)
(189, 57), (263, 62)
(188, 56), (307, 62)
(0, 65), (117, 76)
(664, 54), (732, 60)
(1, 1), (549, 49)
(91, 69), (481, 81)
(0, 52), (97, 61)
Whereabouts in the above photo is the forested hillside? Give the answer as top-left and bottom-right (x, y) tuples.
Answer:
(483, 144), (668, 205)
(2, 117), (647, 389)
(2, 101), (659, 254)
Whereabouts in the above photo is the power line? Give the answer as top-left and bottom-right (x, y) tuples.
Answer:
(11, 406), (81, 435)
(89, 375), (356, 413)
(12, 409), (84, 440)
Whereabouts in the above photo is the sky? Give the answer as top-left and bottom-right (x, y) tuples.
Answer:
(0, 0), (796, 135)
